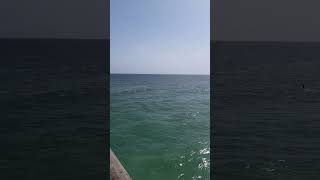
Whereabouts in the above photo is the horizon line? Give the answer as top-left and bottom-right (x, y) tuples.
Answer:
(2, 38), (320, 43)
(110, 73), (209, 76)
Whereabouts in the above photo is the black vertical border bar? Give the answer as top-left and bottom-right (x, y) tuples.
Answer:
(106, 0), (110, 178)
(106, 42), (110, 177)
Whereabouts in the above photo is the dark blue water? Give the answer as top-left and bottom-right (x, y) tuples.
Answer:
(212, 42), (320, 179)
(0, 39), (108, 179)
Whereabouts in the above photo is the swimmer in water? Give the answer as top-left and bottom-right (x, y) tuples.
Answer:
(302, 84), (305, 89)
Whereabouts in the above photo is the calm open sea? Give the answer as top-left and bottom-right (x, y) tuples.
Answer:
(111, 74), (210, 180)
(212, 42), (320, 179)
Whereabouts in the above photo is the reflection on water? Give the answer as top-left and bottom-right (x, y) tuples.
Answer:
(111, 74), (210, 180)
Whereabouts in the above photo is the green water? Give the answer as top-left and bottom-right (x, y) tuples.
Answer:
(111, 74), (210, 180)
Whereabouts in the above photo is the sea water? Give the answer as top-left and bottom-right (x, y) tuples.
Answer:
(111, 74), (210, 180)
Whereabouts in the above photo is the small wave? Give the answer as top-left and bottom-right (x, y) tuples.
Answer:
(198, 157), (210, 170)
(112, 86), (153, 95)
(199, 148), (210, 155)
(177, 173), (184, 179)
(262, 167), (276, 172)
(192, 175), (203, 179)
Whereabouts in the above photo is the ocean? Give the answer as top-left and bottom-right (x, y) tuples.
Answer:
(0, 39), (109, 180)
(212, 42), (320, 179)
(6, 39), (320, 180)
(110, 74), (210, 180)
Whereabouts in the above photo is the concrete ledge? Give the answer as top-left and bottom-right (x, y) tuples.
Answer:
(110, 149), (132, 180)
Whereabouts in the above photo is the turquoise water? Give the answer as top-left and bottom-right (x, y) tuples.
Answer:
(111, 74), (210, 180)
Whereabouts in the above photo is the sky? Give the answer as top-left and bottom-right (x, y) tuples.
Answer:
(110, 0), (210, 75)
(0, 0), (108, 39)
(212, 0), (320, 42)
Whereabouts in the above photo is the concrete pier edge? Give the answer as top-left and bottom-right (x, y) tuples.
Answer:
(110, 149), (132, 180)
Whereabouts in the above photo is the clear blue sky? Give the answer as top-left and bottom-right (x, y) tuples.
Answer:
(111, 0), (210, 75)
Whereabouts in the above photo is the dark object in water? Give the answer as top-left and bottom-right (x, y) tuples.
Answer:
(302, 84), (305, 89)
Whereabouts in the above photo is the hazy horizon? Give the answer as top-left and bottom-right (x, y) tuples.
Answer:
(110, 73), (209, 75)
